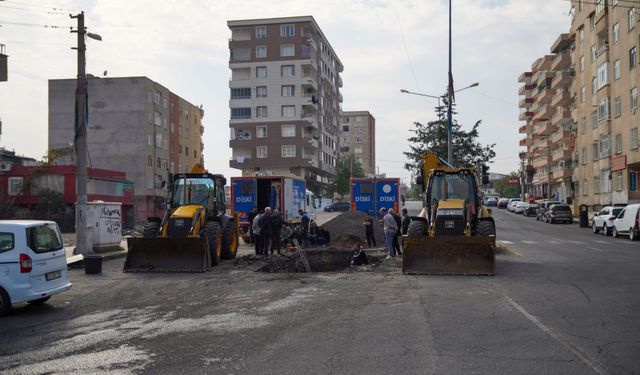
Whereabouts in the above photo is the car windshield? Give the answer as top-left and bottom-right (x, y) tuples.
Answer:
(172, 177), (216, 206)
(612, 208), (623, 216)
(552, 205), (570, 211)
(27, 224), (63, 254)
(430, 172), (475, 205)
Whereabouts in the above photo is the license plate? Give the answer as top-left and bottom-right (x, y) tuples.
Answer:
(445, 220), (455, 229)
(46, 270), (61, 281)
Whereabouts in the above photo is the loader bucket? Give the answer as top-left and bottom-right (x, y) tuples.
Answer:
(402, 235), (496, 275)
(124, 237), (211, 273)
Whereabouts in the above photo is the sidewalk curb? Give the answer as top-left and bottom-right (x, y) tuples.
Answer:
(67, 250), (127, 267)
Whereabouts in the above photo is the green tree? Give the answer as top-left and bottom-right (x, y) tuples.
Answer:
(404, 97), (496, 173)
(494, 174), (521, 198)
(328, 154), (365, 200)
(36, 189), (65, 217)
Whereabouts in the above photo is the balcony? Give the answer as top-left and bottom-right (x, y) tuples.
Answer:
(301, 49), (318, 67)
(551, 70), (574, 90)
(519, 138), (527, 146)
(550, 33), (575, 54)
(533, 84), (555, 105)
(200, 126), (204, 135)
(531, 55), (554, 73)
(519, 97), (534, 109)
(551, 148), (572, 162)
(550, 109), (571, 126)
(536, 121), (557, 136)
(550, 128), (571, 145)
(550, 90), (571, 108)
(519, 111), (534, 121)
(532, 155), (551, 169)
(552, 168), (572, 180)
(518, 85), (533, 95)
(337, 75), (343, 88)
(533, 104), (553, 122)
(519, 124), (527, 134)
(518, 71), (533, 83)
(550, 50), (571, 71)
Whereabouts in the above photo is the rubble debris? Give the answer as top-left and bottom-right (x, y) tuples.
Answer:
(321, 211), (385, 246)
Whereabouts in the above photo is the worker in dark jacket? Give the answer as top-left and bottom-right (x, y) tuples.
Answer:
(363, 215), (376, 247)
(401, 208), (411, 235)
(392, 209), (402, 256)
(270, 209), (284, 255)
(259, 207), (273, 256)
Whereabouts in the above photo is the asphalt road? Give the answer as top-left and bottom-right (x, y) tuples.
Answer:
(0, 207), (638, 374)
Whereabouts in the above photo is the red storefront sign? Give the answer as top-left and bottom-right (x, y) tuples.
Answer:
(611, 155), (626, 171)
(508, 178), (520, 185)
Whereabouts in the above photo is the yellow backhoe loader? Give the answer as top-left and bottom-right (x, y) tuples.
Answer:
(124, 164), (238, 272)
(402, 153), (496, 275)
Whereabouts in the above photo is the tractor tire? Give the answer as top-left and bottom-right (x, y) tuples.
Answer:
(0, 287), (10, 317)
(476, 220), (495, 236)
(407, 220), (428, 236)
(28, 296), (51, 305)
(205, 221), (221, 266)
(221, 220), (238, 260)
(142, 221), (161, 238)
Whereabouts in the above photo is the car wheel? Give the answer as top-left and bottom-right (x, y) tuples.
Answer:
(592, 222), (599, 234)
(536, 216), (539, 221)
(613, 227), (620, 238)
(602, 224), (608, 236)
(550, 218), (555, 224)
(28, 296), (51, 305)
(630, 229), (637, 241)
(0, 287), (10, 317)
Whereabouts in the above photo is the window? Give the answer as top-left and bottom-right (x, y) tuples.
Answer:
(280, 24), (294, 37)
(281, 125), (296, 137)
(581, 148), (587, 164)
(255, 26), (266, 39)
(615, 133), (623, 154)
(156, 157), (161, 169)
(589, 15), (595, 31)
(148, 155), (153, 167)
(615, 171), (623, 191)
(598, 96), (610, 123)
(580, 117), (587, 134)
(0, 232), (14, 253)
(230, 107), (251, 119)
(256, 86), (267, 98)
(632, 127), (639, 149)
(630, 47), (637, 68)
(592, 109), (598, 128)
(355, 137), (363, 144)
(281, 85), (295, 97)
(631, 87), (638, 111)
(256, 126), (267, 138)
(614, 59), (620, 80)
(592, 77), (597, 94)
(591, 44), (597, 62)
(185, 146), (189, 156)
(8, 177), (22, 196)
(592, 143), (599, 160)
(629, 8), (636, 31)
(280, 45), (295, 57)
(614, 96), (622, 117)
(256, 146), (267, 158)
(281, 65), (295, 77)
(230, 88), (251, 99)
(593, 177), (600, 194)
(256, 46), (267, 58)
(580, 86), (586, 103)
(600, 134), (611, 158)
(580, 56), (585, 72)
(281, 145), (296, 157)
(579, 28), (584, 42)
(256, 66), (267, 78)
(342, 125), (350, 132)
(256, 106), (268, 118)
(282, 105), (295, 118)
(597, 62), (609, 88)
(613, 0), (618, 6)
(582, 179), (588, 195)
(354, 147), (363, 154)
(613, 23), (620, 42)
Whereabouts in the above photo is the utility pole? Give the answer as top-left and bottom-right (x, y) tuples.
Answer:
(447, 0), (453, 165)
(71, 12), (89, 255)
(519, 152), (526, 202)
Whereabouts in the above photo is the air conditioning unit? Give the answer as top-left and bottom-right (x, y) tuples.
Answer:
(0, 161), (13, 172)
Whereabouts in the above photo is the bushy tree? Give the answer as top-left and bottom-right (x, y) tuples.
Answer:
(327, 154), (365, 199)
(36, 189), (65, 217)
(494, 174), (521, 198)
(404, 97), (496, 174)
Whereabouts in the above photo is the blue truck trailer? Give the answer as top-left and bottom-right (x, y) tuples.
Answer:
(231, 176), (306, 242)
(350, 178), (400, 217)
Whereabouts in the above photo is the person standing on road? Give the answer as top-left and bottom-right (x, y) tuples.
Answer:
(382, 208), (398, 259)
(247, 207), (258, 244)
(252, 210), (263, 255)
(363, 215), (376, 247)
(259, 207), (273, 256)
(401, 208), (411, 235)
(270, 209), (284, 255)
(391, 209), (402, 256)
(298, 209), (310, 246)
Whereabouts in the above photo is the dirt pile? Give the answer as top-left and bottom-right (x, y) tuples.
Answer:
(321, 211), (385, 247)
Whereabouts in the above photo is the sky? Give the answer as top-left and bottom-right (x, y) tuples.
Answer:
(0, 0), (573, 185)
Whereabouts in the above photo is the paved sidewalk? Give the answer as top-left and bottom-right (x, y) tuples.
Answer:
(64, 238), (129, 265)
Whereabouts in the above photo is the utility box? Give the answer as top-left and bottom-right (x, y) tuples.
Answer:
(0, 44), (7, 82)
(86, 201), (122, 249)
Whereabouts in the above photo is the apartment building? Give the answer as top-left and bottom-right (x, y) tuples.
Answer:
(518, 33), (576, 203)
(570, 0), (640, 209)
(48, 76), (204, 222)
(340, 111), (376, 176)
(227, 16), (344, 186)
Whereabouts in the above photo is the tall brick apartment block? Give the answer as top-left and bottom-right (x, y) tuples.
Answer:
(49, 77), (204, 223)
(340, 111), (376, 176)
(227, 16), (344, 187)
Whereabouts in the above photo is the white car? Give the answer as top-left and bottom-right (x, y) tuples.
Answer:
(508, 200), (521, 212)
(592, 206), (624, 236)
(514, 202), (527, 214)
(612, 204), (640, 240)
(0, 221), (72, 316)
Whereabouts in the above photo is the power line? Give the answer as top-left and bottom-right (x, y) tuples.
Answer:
(0, 4), (66, 15)
(392, 0), (422, 91)
(3, 0), (79, 13)
(561, 0), (640, 10)
(0, 20), (69, 29)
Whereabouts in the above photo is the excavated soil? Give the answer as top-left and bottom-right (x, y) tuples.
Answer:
(320, 211), (386, 247)
(233, 249), (388, 273)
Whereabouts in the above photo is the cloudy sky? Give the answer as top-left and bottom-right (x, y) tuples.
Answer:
(0, 0), (572, 183)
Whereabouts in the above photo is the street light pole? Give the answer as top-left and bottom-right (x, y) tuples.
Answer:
(447, 0), (453, 165)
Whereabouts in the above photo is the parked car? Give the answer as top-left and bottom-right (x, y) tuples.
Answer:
(507, 200), (521, 212)
(486, 197), (498, 207)
(523, 203), (539, 217)
(592, 206), (624, 236)
(536, 201), (561, 221)
(514, 201), (527, 214)
(497, 198), (510, 209)
(0, 221), (72, 317)
(544, 204), (573, 224)
(324, 201), (350, 212)
(612, 203), (640, 240)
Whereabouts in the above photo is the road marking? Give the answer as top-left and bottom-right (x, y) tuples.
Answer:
(547, 240), (564, 244)
(500, 240), (514, 244)
(586, 247), (603, 252)
(503, 294), (611, 375)
(566, 240), (586, 245)
(521, 240), (537, 244)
